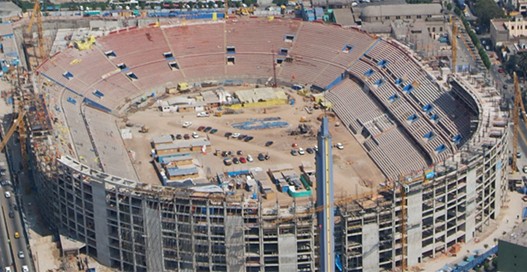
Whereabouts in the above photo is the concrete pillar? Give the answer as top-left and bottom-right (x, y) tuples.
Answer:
(278, 233), (298, 270)
(225, 216), (245, 272)
(144, 201), (164, 271)
(91, 180), (111, 266)
(362, 222), (379, 271)
(406, 189), (423, 266)
(465, 169), (477, 242)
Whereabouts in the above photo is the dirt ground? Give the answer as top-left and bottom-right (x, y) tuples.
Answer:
(122, 87), (385, 199)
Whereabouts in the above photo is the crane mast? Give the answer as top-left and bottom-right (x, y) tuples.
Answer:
(451, 17), (457, 73)
(26, 0), (46, 68)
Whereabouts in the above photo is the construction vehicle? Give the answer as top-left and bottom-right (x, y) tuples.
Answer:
(235, 6), (255, 16)
(72, 35), (96, 51)
(512, 72), (527, 172)
(0, 109), (26, 153)
(139, 125), (149, 133)
(177, 82), (190, 92)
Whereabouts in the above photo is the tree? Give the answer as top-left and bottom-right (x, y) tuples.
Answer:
(472, 0), (505, 31)
(505, 52), (527, 81)
(446, 2), (453, 10)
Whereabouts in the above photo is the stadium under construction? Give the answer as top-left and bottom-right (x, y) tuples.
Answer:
(4, 14), (510, 272)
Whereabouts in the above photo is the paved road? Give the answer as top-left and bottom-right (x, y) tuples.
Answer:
(0, 114), (31, 272)
(0, 182), (13, 270)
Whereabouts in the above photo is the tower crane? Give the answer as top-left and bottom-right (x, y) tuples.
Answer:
(0, 109), (26, 153)
(26, 0), (46, 67)
(512, 72), (527, 172)
(451, 17), (457, 73)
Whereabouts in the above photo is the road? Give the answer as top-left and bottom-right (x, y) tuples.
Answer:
(0, 114), (31, 272)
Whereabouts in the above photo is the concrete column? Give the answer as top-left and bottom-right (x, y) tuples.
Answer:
(91, 180), (111, 266)
(144, 201), (164, 271)
(406, 189), (423, 266)
(465, 169), (477, 242)
(225, 216), (245, 272)
(278, 233), (298, 270)
(362, 222), (379, 271)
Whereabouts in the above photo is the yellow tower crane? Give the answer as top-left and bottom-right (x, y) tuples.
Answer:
(451, 17), (457, 73)
(0, 109), (26, 153)
(27, 0), (46, 67)
(512, 72), (527, 172)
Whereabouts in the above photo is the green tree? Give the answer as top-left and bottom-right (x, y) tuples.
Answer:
(446, 2), (453, 10)
(473, 0), (505, 31)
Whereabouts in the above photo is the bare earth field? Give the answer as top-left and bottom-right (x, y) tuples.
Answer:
(122, 87), (385, 199)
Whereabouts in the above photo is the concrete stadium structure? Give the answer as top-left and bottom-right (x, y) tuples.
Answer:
(27, 17), (509, 271)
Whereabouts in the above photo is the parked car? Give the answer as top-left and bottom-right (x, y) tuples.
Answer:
(244, 136), (254, 142)
(298, 148), (305, 155)
(204, 126), (212, 133)
(233, 157), (240, 164)
(225, 132), (232, 138)
(210, 129), (218, 134)
(265, 141), (274, 147)
(183, 134), (190, 140)
(237, 150), (243, 155)
(182, 121), (192, 128)
(231, 133), (241, 138)
(258, 153), (266, 161)
(247, 154), (253, 162)
(175, 134), (182, 140)
(291, 149), (298, 156)
(197, 126), (205, 131)
(192, 132), (199, 138)
(4, 191), (10, 198)
(336, 143), (344, 150)
(18, 251), (24, 259)
(197, 111), (209, 117)
(223, 158), (232, 166)
(240, 157), (247, 164)
(306, 147), (314, 154)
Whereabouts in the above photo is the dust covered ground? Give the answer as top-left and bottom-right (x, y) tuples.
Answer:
(122, 87), (385, 199)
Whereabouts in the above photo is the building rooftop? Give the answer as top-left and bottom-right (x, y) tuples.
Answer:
(0, 2), (21, 20)
(0, 22), (13, 37)
(156, 138), (211, 151)
(361, 4), (442, 18)
(491, 19), (508, 32)
(167, 167), (199, 176)
(333, 8), (355, 27)
(152, 135), (173, 145)
(234, 88), (286, 103)
(500, 222), (527, 248)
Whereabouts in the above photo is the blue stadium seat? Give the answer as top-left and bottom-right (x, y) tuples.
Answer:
(422, 104), (433, 113)
(435, 144), (446, 153)
(403, 84), (413, 93)
(407, 114), (418, 123)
